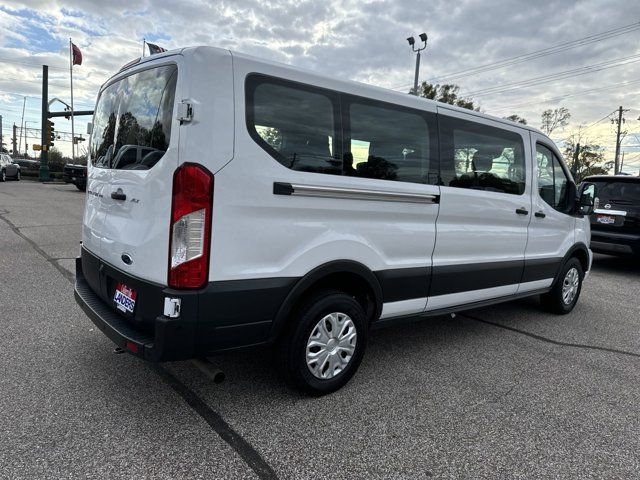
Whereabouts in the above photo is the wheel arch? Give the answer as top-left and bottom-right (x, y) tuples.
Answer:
(269, 260), (383, 342)
(551, 242), (590, 288)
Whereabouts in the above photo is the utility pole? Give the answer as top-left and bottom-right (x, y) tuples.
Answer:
(18, 96), (26, 157)
(12, 124), (17, 155)
(40, 65), (50, 182)
(407, 33), (428, 96)
(571, 143), (580, 179)
(613, 105), (628, 175)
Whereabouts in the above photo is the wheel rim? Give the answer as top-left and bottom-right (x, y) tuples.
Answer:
(562, 267), (580, 305)
(306, 312), (357, 380)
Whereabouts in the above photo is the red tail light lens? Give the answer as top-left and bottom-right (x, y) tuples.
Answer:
(168, 163), (213, 289)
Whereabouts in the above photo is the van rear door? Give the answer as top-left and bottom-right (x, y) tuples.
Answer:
(84, 61), (180, 285)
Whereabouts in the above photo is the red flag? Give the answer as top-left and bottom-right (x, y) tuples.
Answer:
(72, 43), (82, 66)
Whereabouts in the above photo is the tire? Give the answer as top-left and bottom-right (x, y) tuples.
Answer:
(1, 170), (5, 182)
(15, 170), (20, 181)
(540, 257), (584, 314)
(277, 289), (368, 395)
(75, 183), (86, 191)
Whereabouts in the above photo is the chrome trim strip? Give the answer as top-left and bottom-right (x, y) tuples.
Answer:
(288, 183), (439, 204)
(594, 208), (627, 216)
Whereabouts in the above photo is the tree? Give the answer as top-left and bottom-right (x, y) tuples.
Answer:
(504, 114), (527, 125)
(563, 140), (612, 181)
(413, 82), (479, 111)
(541, 107), (571, 135)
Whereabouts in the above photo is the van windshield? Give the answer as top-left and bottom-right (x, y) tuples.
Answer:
(90, 64), (178, 170)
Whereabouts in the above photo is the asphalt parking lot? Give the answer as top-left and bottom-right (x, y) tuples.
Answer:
(1, 180), (639, 479)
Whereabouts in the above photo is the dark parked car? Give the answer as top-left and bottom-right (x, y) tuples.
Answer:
(584, 175), (640, 257)
(0, 154), (20, 181)
(13, 157), (40, 173)
(63, 163), (87, 191)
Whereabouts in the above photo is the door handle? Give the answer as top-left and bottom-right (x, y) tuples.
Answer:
(535, 211), (546, 218)
(111, 189), (126, 201)
(515, 208), (529, 215)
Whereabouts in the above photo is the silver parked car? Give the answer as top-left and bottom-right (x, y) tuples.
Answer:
(0, 154), (21, 182)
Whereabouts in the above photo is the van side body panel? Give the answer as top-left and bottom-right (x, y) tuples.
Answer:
(209, 54), (440, 322)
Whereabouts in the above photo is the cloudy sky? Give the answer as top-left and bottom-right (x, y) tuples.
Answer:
(1, 0), (639, 172)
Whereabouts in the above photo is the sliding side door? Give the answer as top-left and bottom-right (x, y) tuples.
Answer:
(427, 108), (532, 311)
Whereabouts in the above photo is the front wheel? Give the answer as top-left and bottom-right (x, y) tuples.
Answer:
(278, 290), (367, 395)
(540, 258), (584, 314)
(15, 170), (20, 181)
(1, 170), (5, 182)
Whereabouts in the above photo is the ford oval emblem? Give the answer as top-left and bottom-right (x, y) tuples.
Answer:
(121, 253), (133, 265)
(604, 203), (611, 209)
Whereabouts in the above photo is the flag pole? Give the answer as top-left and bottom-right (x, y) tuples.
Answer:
(142, 38), (145, 58)
(69, 38), (75, 160)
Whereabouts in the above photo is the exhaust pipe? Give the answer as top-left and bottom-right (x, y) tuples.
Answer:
(192, 358), (226, 384)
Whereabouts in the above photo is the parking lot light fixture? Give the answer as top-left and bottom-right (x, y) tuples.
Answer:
(408, 32), (428, 96)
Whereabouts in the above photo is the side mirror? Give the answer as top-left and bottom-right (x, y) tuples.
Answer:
(577, 182), (597, 215)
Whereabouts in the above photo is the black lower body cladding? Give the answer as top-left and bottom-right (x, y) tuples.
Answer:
(75, 247), (296, 360)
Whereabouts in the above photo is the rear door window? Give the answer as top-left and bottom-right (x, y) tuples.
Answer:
(90, 64), (178, 170)
(591, 180), (640, 205)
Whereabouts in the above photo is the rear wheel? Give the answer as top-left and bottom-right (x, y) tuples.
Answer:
(540, 257), (584, 314)
(278, 289), (367, 395)
(1, 170), (5, 182)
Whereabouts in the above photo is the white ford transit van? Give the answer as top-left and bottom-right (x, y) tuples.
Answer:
(75, 47), (597, 394)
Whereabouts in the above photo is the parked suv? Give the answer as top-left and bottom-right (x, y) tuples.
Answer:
(0, 154), (20, 181)
(74, 47), (597, 394)
(585, 175), (640, 257)
(63, 163), (87, 191)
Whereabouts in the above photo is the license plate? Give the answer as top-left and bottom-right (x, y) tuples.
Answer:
(113, 282), (137, 313)
(596, 214), (615, 225)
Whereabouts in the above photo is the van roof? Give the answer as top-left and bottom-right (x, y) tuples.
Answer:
(126, 45), (546, 136)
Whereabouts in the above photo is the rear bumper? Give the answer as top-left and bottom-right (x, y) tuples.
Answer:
(591, 230), (640, 255)
(74, 256), (196, 361)
(74, 248), (296, 360)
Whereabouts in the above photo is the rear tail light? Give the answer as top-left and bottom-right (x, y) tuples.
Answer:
(168, 163), (213, 289)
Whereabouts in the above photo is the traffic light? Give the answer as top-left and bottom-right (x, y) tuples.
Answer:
(45, 120), (55, 147)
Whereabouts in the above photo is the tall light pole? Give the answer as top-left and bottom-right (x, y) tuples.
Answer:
(24, 121), (36, 156)
(407, 33), (427, 96)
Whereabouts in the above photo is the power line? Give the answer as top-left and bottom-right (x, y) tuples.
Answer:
(0, 56), (68, 71)
(429, 21), (640, 83)
(490, 79), (640, 113)
(389, 21), (640, 92)
(465, 54), (640, 97)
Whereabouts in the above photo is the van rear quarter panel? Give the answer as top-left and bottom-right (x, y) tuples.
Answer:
(209, 55), (440, 283)
(180, 47), (235, 174)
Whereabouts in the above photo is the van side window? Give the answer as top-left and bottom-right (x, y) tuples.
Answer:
(345, 101), (437, 184)
(246, 77), (341, 175)
(536, 144), (570, 212)
(439, 116), (526, 195)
